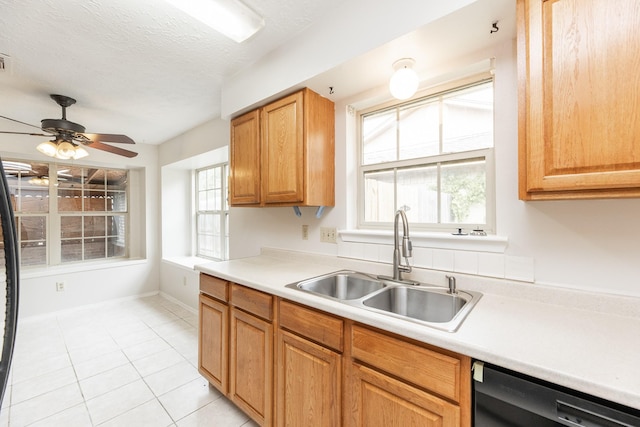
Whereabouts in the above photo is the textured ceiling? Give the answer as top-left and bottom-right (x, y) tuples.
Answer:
(0, 0), (515, 148)
(0, 0), (346, 145)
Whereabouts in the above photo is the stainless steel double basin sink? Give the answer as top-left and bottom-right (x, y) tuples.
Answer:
(286, 270), (481, 332)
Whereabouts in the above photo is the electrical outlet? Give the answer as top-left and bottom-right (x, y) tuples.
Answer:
(302, 224), (309, 240)
(56, 282), (65, 292)
(320, 227), (337, 244)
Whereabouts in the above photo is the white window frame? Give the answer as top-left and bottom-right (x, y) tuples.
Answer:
(356, 74), (496, 234)
(195, 162), (229, 261)
(4, 159), (131, 268)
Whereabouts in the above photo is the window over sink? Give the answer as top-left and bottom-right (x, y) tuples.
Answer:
(358, 76), (495, 233)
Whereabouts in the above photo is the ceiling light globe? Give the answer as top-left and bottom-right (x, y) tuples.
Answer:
(56, 141), (76, 159)
(72, 146), (89, 159)
(37, 140), (58, 157)
(389, 67), (419, 100)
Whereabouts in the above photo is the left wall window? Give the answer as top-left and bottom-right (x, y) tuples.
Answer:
(195, 163), (228, 261)
(2, 159), (129, 267)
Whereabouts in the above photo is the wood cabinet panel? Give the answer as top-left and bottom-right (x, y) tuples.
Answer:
(229, 87), (334, 207)
(349, 362), (459, 427)
(518, 0), (640, 199)
(262, 91), (305, 204)
(230, 109), (261, 205)
(200, 273), (229, 302)
(351, 325), (462, 402)
(230, 307), (274, 426)
(275, 329), (341, 427)
(231, 283), (273, 321)
(279, 300), (343, 352)
(198, 294), (228, 394)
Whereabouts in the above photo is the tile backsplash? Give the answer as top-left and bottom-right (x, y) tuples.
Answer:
(337, 241), (535, 283)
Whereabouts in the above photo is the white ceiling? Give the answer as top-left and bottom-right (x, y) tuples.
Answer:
(0, 0), (515, 147)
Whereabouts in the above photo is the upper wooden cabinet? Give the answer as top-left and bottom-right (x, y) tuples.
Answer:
(230, 109), (261, 205)
(229, 88), (335, 207)
(518, 0), (640, 200)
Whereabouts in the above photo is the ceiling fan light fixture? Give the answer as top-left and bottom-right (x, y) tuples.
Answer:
(56, 141), (76, 159)
(165, 0), (264, 43)
(72, 146), (89, 160)
(389, 58), (419, 100)
(37, 140), (58, 157)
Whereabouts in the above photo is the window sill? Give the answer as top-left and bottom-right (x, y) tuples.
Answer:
(339, 229), (508, 253)
(20, 258), (148, 279)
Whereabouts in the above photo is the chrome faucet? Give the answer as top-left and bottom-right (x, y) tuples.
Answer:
(446, 275), (457, 294)
(391, 209), (412, 281)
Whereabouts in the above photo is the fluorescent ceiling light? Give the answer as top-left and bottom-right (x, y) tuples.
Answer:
(166, 0), (264, 43)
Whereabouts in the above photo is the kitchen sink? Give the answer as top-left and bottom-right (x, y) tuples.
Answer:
(286, 271), (482, 332)
(363, 286), (469, 323)
(289, 271), (385, 300)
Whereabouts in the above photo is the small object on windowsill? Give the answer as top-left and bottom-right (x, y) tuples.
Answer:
(471, 229), (487, 236)
(452, 228), (468, 236)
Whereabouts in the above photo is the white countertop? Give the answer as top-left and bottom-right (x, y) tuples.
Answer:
(195, 248), (640, 410)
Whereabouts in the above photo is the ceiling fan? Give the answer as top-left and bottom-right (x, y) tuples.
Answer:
(0, 94), (138, 159)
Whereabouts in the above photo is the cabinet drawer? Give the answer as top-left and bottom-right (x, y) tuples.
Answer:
(351, 324), (462, 402)
(279, 300), (343, 352)
(200, 274), (229, 302)
(231, 283), (273, 321)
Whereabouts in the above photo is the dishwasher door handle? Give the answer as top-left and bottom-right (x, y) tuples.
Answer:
(557, 400), (633, 427)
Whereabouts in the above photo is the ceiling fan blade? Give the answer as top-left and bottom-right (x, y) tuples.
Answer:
(84, 141), (138, 158)
(82, 133), (135, 144)
(0, 114), (44, 131)
(0, 130), (51, 137)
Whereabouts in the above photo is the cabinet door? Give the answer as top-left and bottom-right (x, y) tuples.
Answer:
(275, 329), (341, 427)
(261, 91), (304, 204)
(518, 0), (640, 200)
(230, 307), (273, 426)
(348, 362), (459, 427)
(230, 109), (261, 205)
(198, 294), (228, 394)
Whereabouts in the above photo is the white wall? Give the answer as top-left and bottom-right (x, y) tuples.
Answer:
(0, 135), (161, 318)
(158, 118), (229, 308)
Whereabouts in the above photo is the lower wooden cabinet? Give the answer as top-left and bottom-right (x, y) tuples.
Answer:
(230, 307), (273, 426)
(198, 273), (471, 427)
(198, 294), (228, 394)
(349, 362), (460, 427)
(276, 300), (343, 427)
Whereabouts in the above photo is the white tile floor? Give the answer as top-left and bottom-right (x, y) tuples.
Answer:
(0, 294), (259, 427)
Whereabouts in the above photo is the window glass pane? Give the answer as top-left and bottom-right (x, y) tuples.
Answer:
(57, 166), (84, 189)
(20, 216), (46, 241)
(363, 170), (395, 223)
(441, 160), (486, 224)
(61, 239), (82, 262)
(107, 191), (127, 212)
(84, 238), (106, 260)
(84, 216), (106, 237)
(86, 191), (106, 212)
(398, 101), (440, 160)
(58, 189), (83, 211)
(21, 241), (46, 266)
(108, 236), (125, 257)
(20, 188), (49, 213)
(397, 165), (438, 224)
(19, 215), (46, 266)
(362, 110), (397, 165)
(442, 82), (493, 153)
(106, 169), (127, 191)
(85, 169), (106, 189)
(61, 216), (82, 238)
(108, 216), (125, 237)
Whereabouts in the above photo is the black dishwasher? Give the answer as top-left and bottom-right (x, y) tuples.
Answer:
(473, 362), (640, 426)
